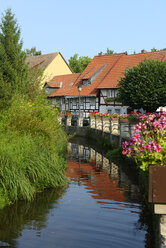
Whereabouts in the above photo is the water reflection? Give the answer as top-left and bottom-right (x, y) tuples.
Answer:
(0, 141), (156, 248)
(67, 142), (140, 205)
(0, 188), (66, 247)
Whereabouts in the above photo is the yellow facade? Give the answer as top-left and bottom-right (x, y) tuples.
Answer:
(41, 53), (72, 87)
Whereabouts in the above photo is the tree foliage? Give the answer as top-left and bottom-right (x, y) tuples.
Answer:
(25, 47), (42, 56)
(118, 59), (166, 112)
(68, 53), (92, 73)
(151, 48), (157, 52)
(105, 48), (114, 55)
(0, 9), (30, 108)
(0, 9), (44, 108)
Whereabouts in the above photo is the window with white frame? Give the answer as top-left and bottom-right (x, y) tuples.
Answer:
(107, 90), (113, 98)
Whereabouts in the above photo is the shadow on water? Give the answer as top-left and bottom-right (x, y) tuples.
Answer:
(0, 136), (158, 248)
(0, 188), (66, 248)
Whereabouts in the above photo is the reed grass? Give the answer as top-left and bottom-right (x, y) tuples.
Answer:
(0, 95), (68, 208)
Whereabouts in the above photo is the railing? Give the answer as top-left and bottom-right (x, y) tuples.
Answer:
(58, 116), (138, 141)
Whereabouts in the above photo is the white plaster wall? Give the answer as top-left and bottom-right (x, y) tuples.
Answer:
(99, 105), (128, 114)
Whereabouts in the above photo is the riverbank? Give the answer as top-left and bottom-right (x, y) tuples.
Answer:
(0, 96), (68, 209)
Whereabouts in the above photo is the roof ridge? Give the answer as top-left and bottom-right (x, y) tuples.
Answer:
(94, 52), (126, 58)
(81, 66), (95, 79)
(127, 50), (166, 56)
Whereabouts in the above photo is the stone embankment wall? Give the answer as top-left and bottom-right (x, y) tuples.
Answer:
(59, 116), (137, 147)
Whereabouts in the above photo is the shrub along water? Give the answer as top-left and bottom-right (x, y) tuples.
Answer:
(0, 95), (67, 209)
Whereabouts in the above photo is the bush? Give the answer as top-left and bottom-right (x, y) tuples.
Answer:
(118, 59), (166, 112)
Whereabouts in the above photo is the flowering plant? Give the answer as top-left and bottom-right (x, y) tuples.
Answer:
(122, 112), (166, 171)
(127, 112), (140, 121)
(109, 113), (119, 119)
(102, 112), (110, 118)
(119, 114), (128, 119)
(89, 112), (99, 117)
(64, 111), (72, 117)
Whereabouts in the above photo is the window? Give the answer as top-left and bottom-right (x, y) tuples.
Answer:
(115, 109), (120, 115)
(90, 98), (95, 104)
(82, 79), (90, 86)
(115, 90), (118, 97)
(107, 90), (113, 98)
(72, 99), (76, 104)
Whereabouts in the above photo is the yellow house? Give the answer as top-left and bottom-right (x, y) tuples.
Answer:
(26, 52), (72, 87)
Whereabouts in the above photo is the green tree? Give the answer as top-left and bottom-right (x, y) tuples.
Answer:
(151, 48), (157, 52)
(0, 9), (29, 108)
(25, 47), (42, 56)
(105, 48), (114, 55)
(68, 53), (92, 73)
(118, 59), (166, 112)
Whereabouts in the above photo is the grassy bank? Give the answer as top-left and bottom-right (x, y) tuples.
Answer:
(0, 95), (67, 209)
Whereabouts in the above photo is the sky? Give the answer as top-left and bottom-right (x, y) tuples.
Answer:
(1, 0), (166, 62)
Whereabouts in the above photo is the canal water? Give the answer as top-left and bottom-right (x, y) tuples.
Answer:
(0, 138), (154, 248)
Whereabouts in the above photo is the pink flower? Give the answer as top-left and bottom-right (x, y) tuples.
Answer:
(133, 133), (140, 138)
(122, 149), (128, 155)
(155, 144), (161, 153)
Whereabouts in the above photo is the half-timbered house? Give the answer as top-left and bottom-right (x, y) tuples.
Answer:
(97, 50), (166, 114)
(48, 53), (126, 117)
(47, 50), (166, 117)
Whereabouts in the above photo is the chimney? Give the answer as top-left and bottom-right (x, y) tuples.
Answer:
(141, 49), (147, 53)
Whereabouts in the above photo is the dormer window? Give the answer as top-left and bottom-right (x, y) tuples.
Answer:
(81, 64), (106, 86)
(82, 79), (91, 86)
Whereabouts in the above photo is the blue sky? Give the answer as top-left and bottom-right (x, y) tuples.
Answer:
(1, 0), (166, 62)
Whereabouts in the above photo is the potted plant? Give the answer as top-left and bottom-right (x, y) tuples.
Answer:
(119, 114), (129, 123)
(64, 111), (72, 117)
(109, 113), (119, 121)
(127, 112), (140, 124)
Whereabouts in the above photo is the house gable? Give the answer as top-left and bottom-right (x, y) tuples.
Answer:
(45, 53), (72, 83)
(26, 52), (72, 88)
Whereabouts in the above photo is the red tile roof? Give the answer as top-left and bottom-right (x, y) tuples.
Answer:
(48, 73), (80, 97)
(47, 82), (61, 88)
(97, 50), (166, 89)
(82, 65), (103, 79)
(65, 53), (125, 97)
(48, 50), (166, 97)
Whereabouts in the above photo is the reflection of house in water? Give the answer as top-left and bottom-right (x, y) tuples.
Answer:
(66, 160), (125, 203)
(68, 143), (90, 161)
(67, 142), (140, 204)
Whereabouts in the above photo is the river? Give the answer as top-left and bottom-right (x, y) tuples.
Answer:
(0, 137), (155, 248)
